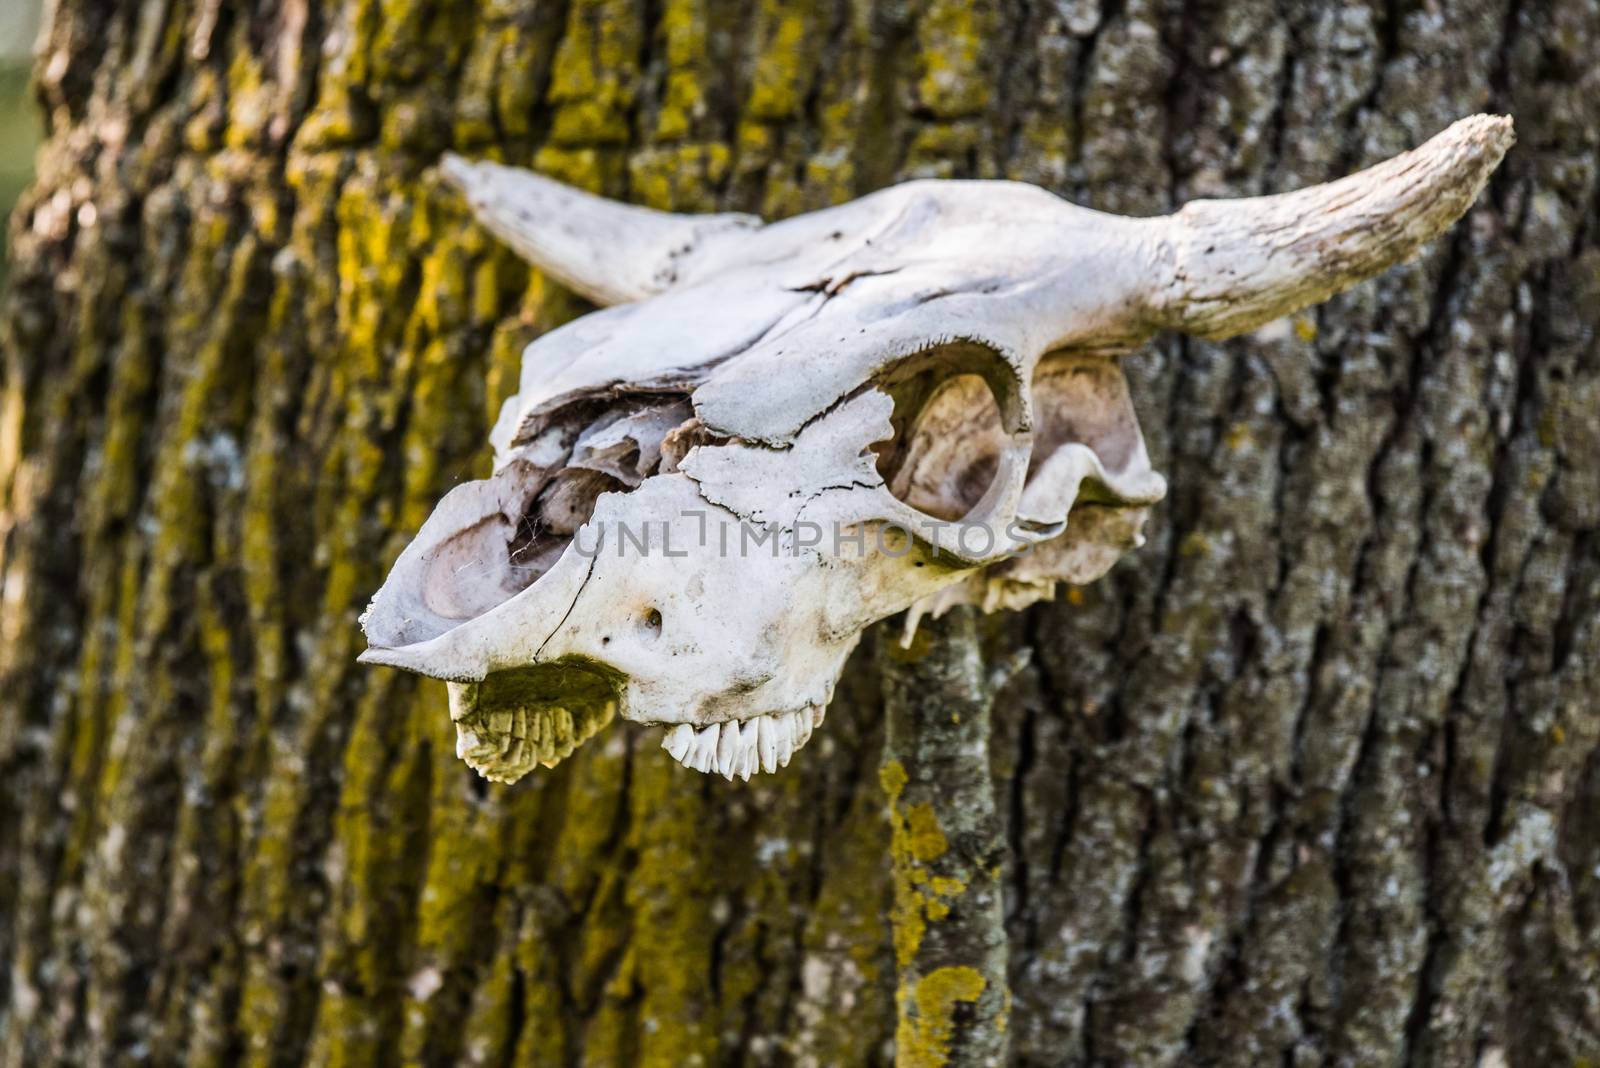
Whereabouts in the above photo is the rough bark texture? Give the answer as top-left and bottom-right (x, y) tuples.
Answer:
(1, 1), (1597, 1067)
(879, 610), (1011, 1068)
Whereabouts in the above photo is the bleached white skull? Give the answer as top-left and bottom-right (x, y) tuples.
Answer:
(361, 116), (1512, 783)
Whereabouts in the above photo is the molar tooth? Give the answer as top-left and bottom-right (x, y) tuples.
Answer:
(757, 716), (779, 774)
(810, 705), (825, 728)
(740, 720), (761, 781)
(688, 724), (719, 773)
(716, 721), (740, 780)
(729, 723), (749, 781)
(662, 723), (694, 763)
(792, 709), (813, 751)
(773, 714), (795, 768)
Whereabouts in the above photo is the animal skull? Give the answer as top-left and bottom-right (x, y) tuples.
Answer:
(360, 115), (1512, 783)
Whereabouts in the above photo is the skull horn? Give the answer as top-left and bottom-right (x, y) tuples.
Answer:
(1151, 114), (1514, 340)
(439, 153), (760, 306)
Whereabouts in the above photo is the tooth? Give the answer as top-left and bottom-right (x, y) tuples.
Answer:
(768, 716), (793, 767)
(792, 710), (813, 752)
(688, 724), (719, 773)
(733, 741), (751, 781)
(741, 720), (760, 781)
(757, 716), (779, 773)
(698, 725), (722, 773)
(810, 705), (825, 728)
(716, 721), (739, 780)
(736, 722), (755, 780)
(777, 716), (796, 767)
(663, 723), (693, 763)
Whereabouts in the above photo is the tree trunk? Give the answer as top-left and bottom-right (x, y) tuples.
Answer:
(879, 610), (1012, 1067)
(2, 1), (1597, 1066)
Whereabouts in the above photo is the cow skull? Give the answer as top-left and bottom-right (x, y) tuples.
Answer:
(360, 116), (1512, 783)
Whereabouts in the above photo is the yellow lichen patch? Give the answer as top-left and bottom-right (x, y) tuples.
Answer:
(1179, 531), (1212, 558)
(627, 142), (733, 211)
(654, 0), (710, 142)
(746, 3), (812, 121)
(546, 0), (642, 146)
(905, 121), (983, 178)
(896, 965), (988, 1068)
(452, 29), (504, 146)
(880, 758), (909, 801)
(905, 803), (950, 863)
(532, 144), (621, 193)
(880, 760), (969, 967)
(625, 751), (723, 1066)
(224, 37), (273, 150)
(914, 0), (995, 120)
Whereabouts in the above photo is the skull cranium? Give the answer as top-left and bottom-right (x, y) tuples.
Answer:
(360, 115), (1512, 782)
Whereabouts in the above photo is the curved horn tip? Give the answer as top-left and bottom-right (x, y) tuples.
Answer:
(1424, 113), (1515, 181)
(1443, 113), (1515, 153)
(438, 152), (481, 195)
(1156, 113), (1516, 340)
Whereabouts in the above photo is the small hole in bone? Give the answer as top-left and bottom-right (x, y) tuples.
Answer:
(640, 607), (664, 639)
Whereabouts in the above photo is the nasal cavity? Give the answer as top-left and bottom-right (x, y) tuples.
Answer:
(421, 466), (623, 625)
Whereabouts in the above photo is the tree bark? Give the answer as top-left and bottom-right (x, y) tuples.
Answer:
(2, 1), (1598, 1067)
(878, 610), (1011, 1068)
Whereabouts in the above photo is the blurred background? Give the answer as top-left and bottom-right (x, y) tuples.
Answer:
(0, 0), (41, 285)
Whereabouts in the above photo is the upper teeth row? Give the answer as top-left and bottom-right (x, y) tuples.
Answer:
(661, 707), (825, 780)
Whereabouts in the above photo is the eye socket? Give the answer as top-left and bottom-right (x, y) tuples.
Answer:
(868, 340), (1021, 525)
(875, 369), (1008, 523)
